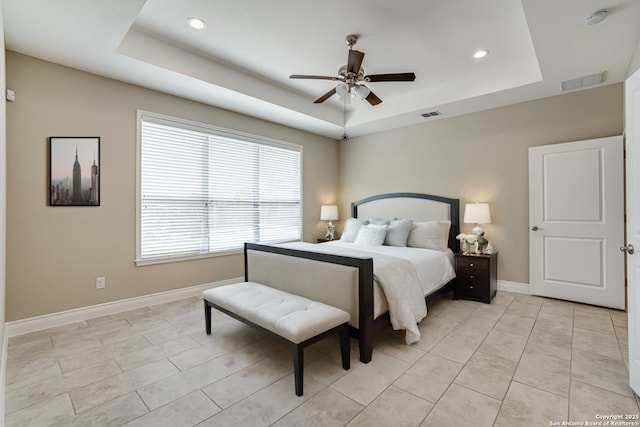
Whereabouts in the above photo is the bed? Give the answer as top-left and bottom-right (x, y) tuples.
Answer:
(244, 192), (460, 363)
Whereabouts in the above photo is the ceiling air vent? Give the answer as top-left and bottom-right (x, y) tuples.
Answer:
(561, 72), (606, 91)
(421, 111), (442, 118)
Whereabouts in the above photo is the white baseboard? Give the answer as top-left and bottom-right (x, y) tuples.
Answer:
(497, 280), (530, 295)
(6, 277), (243, 338)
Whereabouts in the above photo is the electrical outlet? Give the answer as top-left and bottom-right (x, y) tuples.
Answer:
(96, 276), (106, 289)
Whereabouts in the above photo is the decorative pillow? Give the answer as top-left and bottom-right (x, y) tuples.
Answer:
(407, 220), (451, 251)
(384, 219), (413, 247)
(354, 224), (388, 246)
(340, 218), (370, 242)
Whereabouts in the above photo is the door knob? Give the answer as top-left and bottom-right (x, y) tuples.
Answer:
(620, 244), (635, 254)
(530, 226), (539, 231)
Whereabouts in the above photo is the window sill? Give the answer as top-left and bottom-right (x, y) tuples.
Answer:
(135, 249), (243, 266)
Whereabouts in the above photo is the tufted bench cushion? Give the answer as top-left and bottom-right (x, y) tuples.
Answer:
(203, 281), (350, 396)
(203, 281), (350, 343)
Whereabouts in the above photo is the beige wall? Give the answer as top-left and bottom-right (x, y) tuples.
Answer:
(4, 49), (626, 319)
(338, 83), (624, 285)
(5, 51), (338, 321)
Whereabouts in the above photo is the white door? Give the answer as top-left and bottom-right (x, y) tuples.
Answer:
(625, 68), (640, 396)
(529, 136), (624, 309)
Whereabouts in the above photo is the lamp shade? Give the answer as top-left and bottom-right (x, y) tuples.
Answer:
(353, 85), (370, 100)
(335, 82), (349, 97)
(320, 205), (338, 221)
(463, 203), (491, 224)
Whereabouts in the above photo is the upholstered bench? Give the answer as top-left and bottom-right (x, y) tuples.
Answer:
(202, 281), (351, 396)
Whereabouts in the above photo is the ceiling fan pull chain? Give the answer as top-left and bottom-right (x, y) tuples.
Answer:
(342, 97), (349, 141)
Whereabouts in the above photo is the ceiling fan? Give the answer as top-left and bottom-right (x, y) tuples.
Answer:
(290, 34), (416, 106)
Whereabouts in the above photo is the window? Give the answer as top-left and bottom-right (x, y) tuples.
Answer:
(136, 111), (302, 265)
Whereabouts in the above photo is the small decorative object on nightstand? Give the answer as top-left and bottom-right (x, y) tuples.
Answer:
(454, 252), (498, 304)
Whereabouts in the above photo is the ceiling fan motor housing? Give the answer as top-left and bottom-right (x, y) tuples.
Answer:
(338, 65), (365, 85)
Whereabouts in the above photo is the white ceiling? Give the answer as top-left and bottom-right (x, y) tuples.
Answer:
(4, 0), (640, 139)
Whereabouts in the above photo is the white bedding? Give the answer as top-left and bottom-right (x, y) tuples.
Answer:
(277, 241), (456, 343)
(322, 240), (456, 295)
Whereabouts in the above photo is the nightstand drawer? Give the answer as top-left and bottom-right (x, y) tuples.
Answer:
(456, 267), (489, 281)
(456, 278), (486, 298)
(456, 257), (489, 271)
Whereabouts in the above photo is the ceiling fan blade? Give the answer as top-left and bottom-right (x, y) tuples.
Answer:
(314, 88), (337, 103)
(290, 74), (338, 80)
(365, 91), (382, 106)
(347, 50), (365, 74)
(365, 72), (416, 82)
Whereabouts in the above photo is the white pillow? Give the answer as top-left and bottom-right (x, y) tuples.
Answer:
(384, 219), (413, 247)
(407, 220), (451, 251)
(340, 218), (369, 242)
(354, 224), (388, 246)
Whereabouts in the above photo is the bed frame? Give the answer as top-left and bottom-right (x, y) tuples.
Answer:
(244, 192), (459, 363)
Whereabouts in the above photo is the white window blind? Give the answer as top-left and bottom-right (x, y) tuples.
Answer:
(137, 112), (302, 264)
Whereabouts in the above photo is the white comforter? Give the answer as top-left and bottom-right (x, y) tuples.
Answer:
(278, 241), (456, 344)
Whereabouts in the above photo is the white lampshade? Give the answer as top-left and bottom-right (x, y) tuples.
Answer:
(320, 205), (338, 221)
(463, 203), (491, 225)
(353, 85), (370, 100)
(336, 83), (353, 104)
(335, 82), (349, 97)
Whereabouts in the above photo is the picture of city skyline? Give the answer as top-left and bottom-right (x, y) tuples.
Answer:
(49, 136), (100, 206)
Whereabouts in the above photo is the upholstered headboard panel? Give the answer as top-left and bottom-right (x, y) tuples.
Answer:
(351, 192), (460, 252)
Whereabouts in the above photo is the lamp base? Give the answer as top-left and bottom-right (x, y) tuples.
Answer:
(324, 221), (336, 241)
(472, 225), (485, 236)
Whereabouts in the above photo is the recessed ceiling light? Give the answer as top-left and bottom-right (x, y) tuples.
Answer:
(473, 49), (489, 59)
(187, 17), (206, 30)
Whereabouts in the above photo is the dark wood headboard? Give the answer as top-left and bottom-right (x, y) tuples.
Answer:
(351, 192), (460, 252)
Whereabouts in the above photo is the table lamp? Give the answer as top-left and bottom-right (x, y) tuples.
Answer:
(320, 205), (338, 240)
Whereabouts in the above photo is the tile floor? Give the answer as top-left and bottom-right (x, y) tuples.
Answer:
(4, 291), (640, 426)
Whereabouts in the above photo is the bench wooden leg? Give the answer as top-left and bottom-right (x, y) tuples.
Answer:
(293, 345), (303, 396)
(340, 324), (350, 370)
(204, 301), (212, 335)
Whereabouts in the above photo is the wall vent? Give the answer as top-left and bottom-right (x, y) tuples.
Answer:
(421, 111), (442, 118)
(561, 72), (606, 91)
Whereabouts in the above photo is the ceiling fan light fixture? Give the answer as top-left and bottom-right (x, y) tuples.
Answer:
(187, 17), (206, 30)
(354, 85), (370, 100)
(335, 82), (350, 97)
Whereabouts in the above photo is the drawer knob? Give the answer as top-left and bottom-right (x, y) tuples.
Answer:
(470, 286), (474, 289)
(470, 263), (474, 267)
(470, 275), (474, 279)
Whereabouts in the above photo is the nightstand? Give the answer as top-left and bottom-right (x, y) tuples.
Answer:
(454, 252), (498, 304)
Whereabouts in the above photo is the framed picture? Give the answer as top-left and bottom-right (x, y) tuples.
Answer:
(49, 136), (100, 206)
